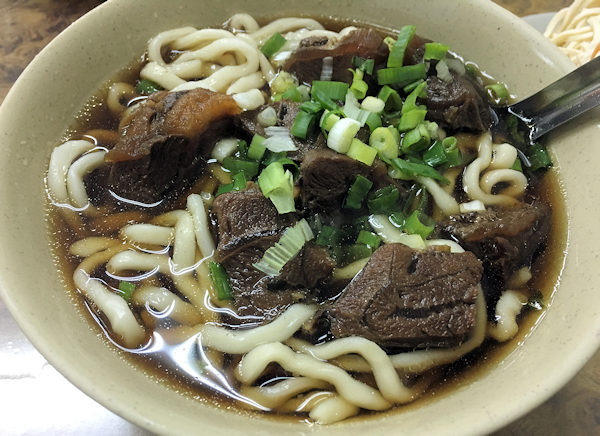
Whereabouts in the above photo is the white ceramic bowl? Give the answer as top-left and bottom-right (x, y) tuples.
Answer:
(1, 0), (599, 434)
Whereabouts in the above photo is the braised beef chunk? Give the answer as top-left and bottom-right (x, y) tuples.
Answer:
(440, 201), (551, 306)
(283, 28), (389, 84)
(212, 185), (335, 321)
(403, 34), (430, 66)
(329, 243), (482, 349)
(106, 88), (240, 203)
(235, 100), (326, 161)
(211, 183), (296, 259)
(425, 74), (492, 132)
(300, 149), (371, 211)
(278, 244), (335, 288)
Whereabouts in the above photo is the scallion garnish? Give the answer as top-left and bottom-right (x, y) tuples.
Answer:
(367, 185), (400, 214)
(315, 225), (342, 247)
(260, 32), (287, 58)
(352, 56), (375, 74)
(402, 210), (434, 239)
(327, 117), (361, 153)
(389, 158), (448, 183)
(423, 42), (449, 61)
(350, 69), (369, 99)
(377, 64), (427, 87)
(311, 80), (349, 102)
(365, 112), (383, 132)
(232, 172), (247, 191)
(258, 161), (296, 214)
(397, 109), (427, 132)
(526, 143), (552, 171)
(377, 85), (403, 111)
(485, 82), (510, 104)
(118, 281), (135, 302)
(342, 243), (373, 264)
(208, 261), (234, 300)
(346, 138), (378, 166)
(253, 219), (314, 276)
(356, 230), (381, 250)
(401, 123), (431, 153)
(387, 25), (416, 68)
(248, 134), (267, 161)
(291, 110), (317, 139)
(369, 126), (399, 159)
(281, 86), (304, 102)
(135, 79), (162, 95)
(222, 156), (259, 179)
(402, 81), (427, 114)
(344, 175), (373, 209)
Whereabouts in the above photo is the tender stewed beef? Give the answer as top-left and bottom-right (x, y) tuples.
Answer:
(211, 183), (296, 259)
(329, 243), (482, 349)
(425, 74), (492, 132)
(440, 201), (551, 308)
(234, 100), (326, 161)
(212, 185), (334, 321)
(300, 149), (371, 211)
(105, 88), (240, 203)
(283, 28), (389, 84)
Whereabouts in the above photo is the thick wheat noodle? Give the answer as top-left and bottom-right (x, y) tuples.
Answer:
(418, 176), (459, 216)
(462, 133), (526, 207)
(171, 28), (235, 50)
(319, 288), (487, 373)
(308, 395), (360, 424)
(131, 285), (203, 326)
(284, 336), (419, 403)
(120, 224), (174, 246)
(172, 211), (196, 272)
(106, 82), (136, 115)
(69, 237), (121, 257)
(488, 290), (527, 342)
(73, 244), (146, 348)
(199, 304), (317, 354)
(47, 140), (94, 205)
(106, 250), (216, 322)
(247, 17), (325, 45)
(239, 377), (330, 409)
(235, 342), (391, 410)
(186, 194), (215, 258)
(66, 150), (106, 209)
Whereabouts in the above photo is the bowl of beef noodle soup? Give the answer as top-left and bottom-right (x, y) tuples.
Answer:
(0, 0), (599, 434)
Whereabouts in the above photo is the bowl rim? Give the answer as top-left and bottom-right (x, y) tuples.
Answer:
(0, 0), (598, 434)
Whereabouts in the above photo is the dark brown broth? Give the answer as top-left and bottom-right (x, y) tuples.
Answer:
(45, 17), (568, 423)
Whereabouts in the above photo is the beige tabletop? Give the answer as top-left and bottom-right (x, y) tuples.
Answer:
(0, 0), (598, 434)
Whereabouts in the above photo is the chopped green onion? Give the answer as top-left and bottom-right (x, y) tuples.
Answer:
(511, 157), (523, 171)
(403, 210), (434, 239)
(367, 185), (400, 214)
(343, 91), (371, 126)
(320, 110), (340, 131)
(316, 225), (342, 247)
(297, 85), (311, 101)
(253, 219), (314, 276)
(369, 126), (399, 159)
(248, 134), (267, 161)
(291, 111), (317, 139)
(299, 100), (323, 114)
(222, 156), (259, 179)
(215, 183), (234, 196)
(327, 117), (361, 153)
(442, 136), (462, 167)
(389, 158), (448, 183)
(258, 162), (296, 214)
(344, 175), (373, 209)
(135, 79), (162, 95)
(311, 80), (349, 101)
(270, 71), (298, 94)
(347, 139), (378, 166)
(237, 140), (248, 158)
(377, 64), (427, 87)
(342, 243), (373, 264)
(118, 281), (135, 302)
(402, 81), (427, 114)
(387, 25), (416, 68)
(401, 123), (431, 153)
(365, 112), (383, 132)
(356, 230), (381, 250)
(232, 172), (247, 191)
(361, 96), (385, 114)
(208, 261), (234, 300)
(377, 85), (403, 111)
(350, 69), (368, 99)
(281, 86), (303, 102)
(403, 79), (425, 94)
(486, 82), (510, 104)
(211, 138), (239, 162)
(352, 56), (375, 74)
(397, 109), (427, 132)
(261, 32), (286, 58)
(526, 143), (552, 171)
(423, 140), (447, 167)
(424, 42), (449, 61)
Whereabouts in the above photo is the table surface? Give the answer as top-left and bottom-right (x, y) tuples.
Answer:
(0, 0), (598, 435)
